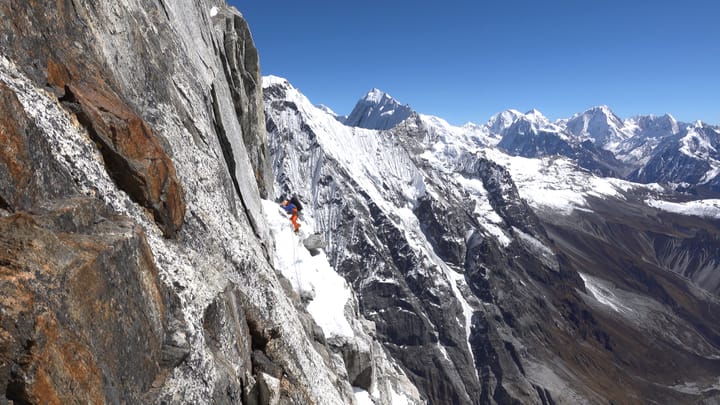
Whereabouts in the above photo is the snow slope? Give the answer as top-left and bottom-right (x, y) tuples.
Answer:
(645, 198), (720, 219)
(263, 200), (354, 341)
(262, 197), (425, 405)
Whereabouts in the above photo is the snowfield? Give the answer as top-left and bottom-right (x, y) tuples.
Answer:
(262, 200), (354, 341)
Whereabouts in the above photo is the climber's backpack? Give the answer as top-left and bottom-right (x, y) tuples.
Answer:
(290, 196), (303, 211)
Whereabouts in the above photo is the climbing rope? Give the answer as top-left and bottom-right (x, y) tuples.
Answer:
(291, 223), (303, 293)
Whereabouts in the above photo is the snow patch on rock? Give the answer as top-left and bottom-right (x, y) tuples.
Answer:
(579, 273), (634, 314)
(645, 198), (720, 219)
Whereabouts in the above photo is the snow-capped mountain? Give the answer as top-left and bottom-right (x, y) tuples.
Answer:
(343, 88), (414, 130)
(409, 113), (500, 149)
(338, 84), (720, 194)
(680, 122), (720, 161)
(604, 113), (682, 164)
(340, 89), (719, 196)
(478, 106), (683, 166)
(263, 76), (720, 404)
(496, 109), (628, 177)
(497, 109), (571, 154)
(630, 122), (720, 194)
(630, 113), (682, 139)
(457, 106), (720, 194)
(565, 105), (631, 148)
(484, 108), (525, 137)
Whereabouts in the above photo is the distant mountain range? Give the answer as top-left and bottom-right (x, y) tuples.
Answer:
(334, 89), (720, 196)
(264, 75), (720, 404)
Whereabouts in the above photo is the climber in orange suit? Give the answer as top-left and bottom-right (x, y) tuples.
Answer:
(280, 199), (300, 233)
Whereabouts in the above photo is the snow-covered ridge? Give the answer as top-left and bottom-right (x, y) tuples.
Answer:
(679, 122), (719, 160)
(506, 108), (568, 139)
(316, 103), (339, 116)
(418, 113), (499, 148)
(261, 196), (425, 404)
(484, 109), (524, 137)
(365, 88), (389, 104)
(263, 74), (288, 87)
(263, 76), (425, 207)
(484, 150), (622, 214)
(626, 113), (681, 138)
(266, 75), (717, 224)
(645, 198), (720, 219)
(423, 131), (654, 218)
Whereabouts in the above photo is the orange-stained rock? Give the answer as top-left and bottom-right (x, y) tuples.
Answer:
(0, 81), (79, 211)
(46, 57), (72, 94)
(1, 0), (187, 238)
(21, 313), (105, 405)
(0, 82), (33, 210)
(0, 198), (186, 404)
(62, 81), (186, 237)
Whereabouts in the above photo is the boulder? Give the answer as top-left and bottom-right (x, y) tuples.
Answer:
(302, 233), (325, 251)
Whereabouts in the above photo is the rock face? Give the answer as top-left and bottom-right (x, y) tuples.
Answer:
(0, 198), (187, 404)
(62, 82), (186, 237)
(629, 123), (720, 195)
(0, 82), (76, 211)
(0, 1), (366, 404)
(0, 0), (187, 238)
(264, 77), (720, 404)
(217, 10), (274, 200)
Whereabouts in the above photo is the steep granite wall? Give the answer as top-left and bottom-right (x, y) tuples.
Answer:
(0, 1), (355, 404)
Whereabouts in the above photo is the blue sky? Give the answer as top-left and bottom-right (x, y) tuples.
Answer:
(231, 1), (719, 125)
